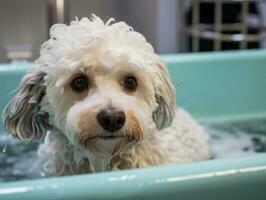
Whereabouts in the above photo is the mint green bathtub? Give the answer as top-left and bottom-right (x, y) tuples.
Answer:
(0, 50), (266, 200)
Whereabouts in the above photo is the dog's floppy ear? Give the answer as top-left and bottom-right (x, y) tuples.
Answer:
(152, 58), (176, 130)
(2, 67), (48, 141)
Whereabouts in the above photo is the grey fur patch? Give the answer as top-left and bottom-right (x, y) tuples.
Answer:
(152, 59), (176, 130)
(2, 68), (48, 140)
(153, 95), (175, 130)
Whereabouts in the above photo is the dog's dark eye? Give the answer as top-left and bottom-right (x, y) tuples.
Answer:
(123, 76), (137, 92)
(71, 75), (89, 92)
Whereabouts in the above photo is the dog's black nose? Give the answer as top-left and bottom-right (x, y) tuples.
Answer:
(97, 107), (126, 132)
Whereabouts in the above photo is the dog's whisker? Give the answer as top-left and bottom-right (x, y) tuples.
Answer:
(112, 144), (119, 155)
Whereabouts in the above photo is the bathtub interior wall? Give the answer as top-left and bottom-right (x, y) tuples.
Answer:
(0, 50), (266, 200)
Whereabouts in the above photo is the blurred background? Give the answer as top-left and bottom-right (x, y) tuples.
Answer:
(1, 0), (266, 63)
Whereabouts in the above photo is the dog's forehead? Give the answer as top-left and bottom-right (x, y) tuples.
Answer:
(46, 48), (156, 88)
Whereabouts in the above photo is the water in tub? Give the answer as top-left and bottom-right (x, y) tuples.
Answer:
(1, 118), (266, 182)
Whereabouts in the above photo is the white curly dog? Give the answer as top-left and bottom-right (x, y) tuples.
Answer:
(3, 15), (209, 175)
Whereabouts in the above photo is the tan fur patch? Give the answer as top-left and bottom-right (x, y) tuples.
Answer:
(125, 111), (143, 142)
(78, 110), (99, 147)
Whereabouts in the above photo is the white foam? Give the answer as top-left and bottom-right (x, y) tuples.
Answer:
(2, 144), (6, 153)
(84, 149), (111, 172)
(85, 149), (96, 172)
(73, 146), (89, 167)
(205, 124), (266, 158)
(72, 145), (107, 173)
(93, 158), (110, 172)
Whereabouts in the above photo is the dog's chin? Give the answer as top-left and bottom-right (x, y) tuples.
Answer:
(84, 136), (129, 159)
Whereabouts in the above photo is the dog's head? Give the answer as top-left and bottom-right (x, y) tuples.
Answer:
(3, 15), (176, 159)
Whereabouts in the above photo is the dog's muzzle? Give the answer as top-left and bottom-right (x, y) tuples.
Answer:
(77, 106), (143, 158)
(97, 107), (126, 133)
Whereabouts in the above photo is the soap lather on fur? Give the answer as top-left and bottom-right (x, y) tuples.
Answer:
(2, 15), (209, 175)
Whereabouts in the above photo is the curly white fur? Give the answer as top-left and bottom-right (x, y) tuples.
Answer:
(3, 15), (209, 176)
